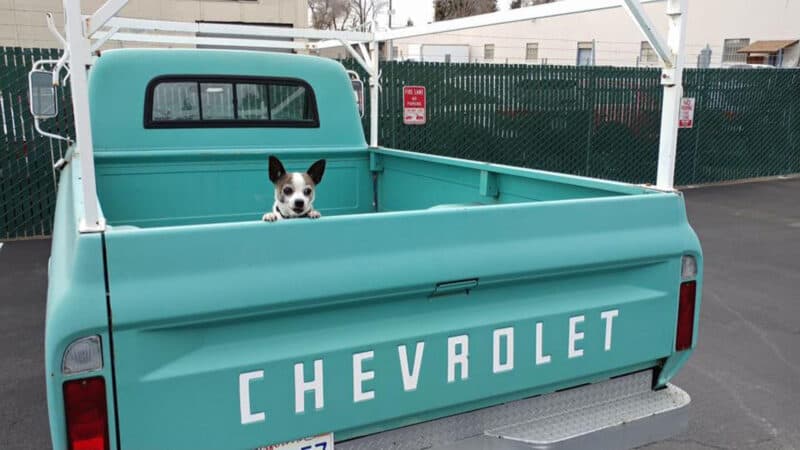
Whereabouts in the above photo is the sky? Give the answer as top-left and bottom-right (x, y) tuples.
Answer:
(381, 0), (513, 29)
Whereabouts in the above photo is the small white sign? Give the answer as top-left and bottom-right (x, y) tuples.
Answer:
(679, 97), (695, 128)
(258, 433), (334, 450)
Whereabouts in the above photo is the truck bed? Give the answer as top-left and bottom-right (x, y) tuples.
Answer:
(94, 147), (651, 228)
(88, 148), (701, 449)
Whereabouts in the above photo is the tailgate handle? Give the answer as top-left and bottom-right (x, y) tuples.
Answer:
(432, 278), (478, 297)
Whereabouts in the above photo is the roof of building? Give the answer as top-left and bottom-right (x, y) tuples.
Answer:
(737, 40), (799, 54)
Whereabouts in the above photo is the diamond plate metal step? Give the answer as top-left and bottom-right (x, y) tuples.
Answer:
(338, 370), (690, 450)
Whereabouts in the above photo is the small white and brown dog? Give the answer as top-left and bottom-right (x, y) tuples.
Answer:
(262, 155), (326, 222)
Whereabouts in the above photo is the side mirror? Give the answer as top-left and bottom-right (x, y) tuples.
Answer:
(29, 70), (58, 119)
(351, 79), (365, 118)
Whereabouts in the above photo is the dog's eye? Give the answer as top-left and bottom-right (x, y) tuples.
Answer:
(303, 187), (312, 196)
(283, 186), (293, 196)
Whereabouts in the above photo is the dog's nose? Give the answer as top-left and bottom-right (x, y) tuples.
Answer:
(294, 199), (305, 208)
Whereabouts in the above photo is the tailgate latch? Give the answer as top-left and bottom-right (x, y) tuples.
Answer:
(432, 278), (478, 297)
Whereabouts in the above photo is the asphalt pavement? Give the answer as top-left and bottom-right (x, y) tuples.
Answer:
(644, 177), (800, 450)
(0, 238), (51, 450)
(1, 177), (799, 450)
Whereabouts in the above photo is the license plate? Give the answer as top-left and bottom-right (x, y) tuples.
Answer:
(258, 433), (334, 450)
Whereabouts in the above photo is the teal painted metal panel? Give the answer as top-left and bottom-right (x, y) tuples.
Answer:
(43, 49), (704, 450)
(95, 151), (373, 227)
(100, 149), (701, 449)
(45, 161), (119, 450)
(87, 50), (367, 153)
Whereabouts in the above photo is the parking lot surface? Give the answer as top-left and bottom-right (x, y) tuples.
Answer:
(1, 178), (799, 450)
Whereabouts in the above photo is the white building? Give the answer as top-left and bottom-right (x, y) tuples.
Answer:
(0, 0), (308, 49)
(391, 0), (800, 68)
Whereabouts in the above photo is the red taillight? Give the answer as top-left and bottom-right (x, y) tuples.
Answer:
(64, 377), (109, 450)
(675, 281), (697, 351)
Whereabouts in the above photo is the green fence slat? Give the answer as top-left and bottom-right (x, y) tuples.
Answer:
(9, 46), (26, 237)
(0, 46), (68, 239)
(1, 48), (10, 237)
(29, 47), (44, 235)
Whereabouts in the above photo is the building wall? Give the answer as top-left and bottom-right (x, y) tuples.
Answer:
(0, 0), (307, 49)
(392, 0), (800, 67)
(781, 44), (800, 67)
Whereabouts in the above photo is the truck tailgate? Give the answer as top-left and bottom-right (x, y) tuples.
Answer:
(103, 193), (699, 450)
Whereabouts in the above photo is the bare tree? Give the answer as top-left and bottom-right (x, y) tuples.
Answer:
(310, 0), (390, 31)
(511, 0), (557, 7)
(308, 0), (353, 30)
(434, 0), (497, 21)
(347, 0), (389, 30)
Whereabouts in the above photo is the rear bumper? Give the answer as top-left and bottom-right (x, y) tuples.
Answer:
(339, 370), (690, 450)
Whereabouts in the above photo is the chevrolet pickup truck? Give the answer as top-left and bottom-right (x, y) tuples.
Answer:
(38, 48), (702, 450)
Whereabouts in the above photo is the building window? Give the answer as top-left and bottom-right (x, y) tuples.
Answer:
(640, 41), (658, 64)
(722, 38), (749, 63)
(484, 44), (495, 61)
(576, 41), (593, 66)
(525, 42), (539, 61)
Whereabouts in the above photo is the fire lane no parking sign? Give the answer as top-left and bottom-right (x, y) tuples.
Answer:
(403, 86), (426, 125)
(679, 97), (695, 128)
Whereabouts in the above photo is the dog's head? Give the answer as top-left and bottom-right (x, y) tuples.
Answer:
(268, 156), (326, 218)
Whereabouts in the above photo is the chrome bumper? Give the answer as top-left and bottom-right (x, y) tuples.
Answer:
(339, 370), (690, 450)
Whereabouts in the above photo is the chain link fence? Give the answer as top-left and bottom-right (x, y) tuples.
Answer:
(1, 47), (799, 239)
(678, 69), (800, 184)
(345, 59), (800, 186)
(1, 47), (74, 240)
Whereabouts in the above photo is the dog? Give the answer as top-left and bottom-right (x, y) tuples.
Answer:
(262, 156), (326, 222)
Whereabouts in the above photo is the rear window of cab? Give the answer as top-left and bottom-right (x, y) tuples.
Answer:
(144, 76), (319, 128)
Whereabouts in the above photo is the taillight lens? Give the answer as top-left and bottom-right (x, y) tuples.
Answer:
(64, 377), (109, 450)
(675, 281), (697, 351)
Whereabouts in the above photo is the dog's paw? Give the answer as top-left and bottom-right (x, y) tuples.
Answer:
(308, 210), (321, 219)
(262, 212), (279, 222)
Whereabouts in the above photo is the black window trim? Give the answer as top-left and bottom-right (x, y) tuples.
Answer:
(144, 75), (320, 129)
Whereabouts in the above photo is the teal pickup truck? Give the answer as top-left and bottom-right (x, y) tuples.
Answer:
(41, 49), (701, 450)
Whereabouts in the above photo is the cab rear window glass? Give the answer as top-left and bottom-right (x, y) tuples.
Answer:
(145, 76), (318, 128)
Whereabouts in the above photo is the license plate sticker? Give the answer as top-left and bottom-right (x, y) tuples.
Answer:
(259, 433), (334, 450)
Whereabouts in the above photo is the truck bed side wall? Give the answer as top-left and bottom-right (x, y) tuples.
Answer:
(373, 150), (641, 212)
(45, 160), (119, 450)
(95, 151), (373, 227)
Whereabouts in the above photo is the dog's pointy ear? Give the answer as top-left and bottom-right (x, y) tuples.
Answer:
(307, 159), (326, 185)
(268, 156), (286, 183)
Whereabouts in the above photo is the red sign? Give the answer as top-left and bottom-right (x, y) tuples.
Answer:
(403, 86), (426, 125)
(678, 97), (695, 128)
